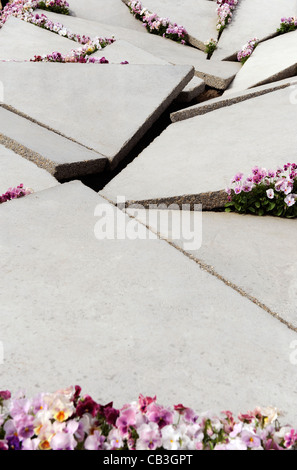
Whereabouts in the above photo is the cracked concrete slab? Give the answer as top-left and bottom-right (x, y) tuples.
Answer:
(1, 181), (297, 421)
(101, 87), (297, 203)
(0, 62), (193, 170)
(213, 0), (297, 61)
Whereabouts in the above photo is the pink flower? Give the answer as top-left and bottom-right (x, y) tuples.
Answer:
(266, 189), (275, 199)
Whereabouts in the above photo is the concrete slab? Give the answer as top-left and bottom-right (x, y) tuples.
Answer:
(122, 0), (218, 51)
(171, 76), (297, 122)
(213, 0), (297, 61)
(92, 39), (167, 65)
(0, 17), (77, 61)
(100, 87), (297, 203)
(127, 209), (297, 329)
(67, 0), (146, 33)
(176, 76), (205, 103)
(0, 144), (58, 194)
(40, 11), (241, 89)
(1, 181), (297, 420)
(0, 107), (107, 179)
(0, 62), (194, 169)
(226, 30), (297, 93)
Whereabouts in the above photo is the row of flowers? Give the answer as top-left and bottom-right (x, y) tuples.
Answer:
(225, 163), (297, 217)
(277, 16), (297, 34)
(31, 50), (129, 64)
(126, 0), (188, 45)
(0, 184), (33, 204)
(0, 387), (296, 450)
(0, 1), (115, 53)
(216, 0), (240, 34)
(0, 0), (68, 28)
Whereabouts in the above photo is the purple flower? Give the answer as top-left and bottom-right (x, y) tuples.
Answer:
(146, 403), (174, 429)
(241, 431), (262, 449)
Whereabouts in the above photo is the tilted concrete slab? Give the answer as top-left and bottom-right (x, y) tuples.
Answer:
(0, 62), (194, 170)
(171, 76), (297, 122)
(213, 0), (297, 61)
(127, 209), (297, 329)
(1, 181), (297, 420)
(176, 76), (205, 103)
(40, 11), (241, 89)
(101, 87), (297, 203)
(92, 39), (167, 64)
(0, 107), (107, 179)
(0, 144), (58, 194)
(226, 30), (297, 94)
(122, 0), (218, 51)
(67, 0), (146, 33)
(0, 17), (77, 61)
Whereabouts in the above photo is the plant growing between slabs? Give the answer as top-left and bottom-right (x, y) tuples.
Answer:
(204, 38), (217, 59)
(0, 184), (33, 204)
(237, 37), (259, 64)
(216, 0), (240, 35)
(126, 0), (188, 44)
(225, 164), (297, 218)
(277, 17), (297, 34)
(36, 0), (69, 15)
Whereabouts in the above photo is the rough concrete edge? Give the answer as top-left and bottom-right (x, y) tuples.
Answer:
(100, 192), (297, 334)
(118, 190), (229, 211)
(170, 80), (292, 122)
(176, 80), (206, 103)
(194, 69), (235, 90)
(109, 65), (195, 170)
(0, 133), (108, 180)
(0, 103), (106, 158)
(250, 63), (297, 89)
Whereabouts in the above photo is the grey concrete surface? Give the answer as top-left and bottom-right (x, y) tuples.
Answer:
(126, 209), (297, 328)
(226, 30), (297, 93)
(68, 0), (147, 33)
(101, 87), (297, 202)
(0, 17), (77, 61)
(171, 76), (297, 122)
(0, 62), (194, 169)
(122, 0), (218, 51)
(0, 144), (58, 194)
(92, 39), (167, 64)
(0, 107), (107, 179)
(213, 0), (297, 61)
(39, 11), (241, 89)
(1, 181), (297, 421)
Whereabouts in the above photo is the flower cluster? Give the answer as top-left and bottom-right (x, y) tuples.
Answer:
(277, 16), (297, 34)
(216, 0), (239, 33)
(225, 164), (297, 217)
(237, 37), (259, 64)
(127, 1), (188, 44)
(31, 52), (110, 63)
(204, 38), (217, 57)
(38, 0), (70, 15)
(0, 387), (297, 450)
(0, 184), (33, 204)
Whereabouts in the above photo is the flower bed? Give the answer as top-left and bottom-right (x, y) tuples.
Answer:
(237, 37), (259, 64)
(225, 164), (297, 217)
(216, 0), (239, 34)
(0, 184), (33, 204)
(126, 0), (188, 45)
(0, 387), (296, 450)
